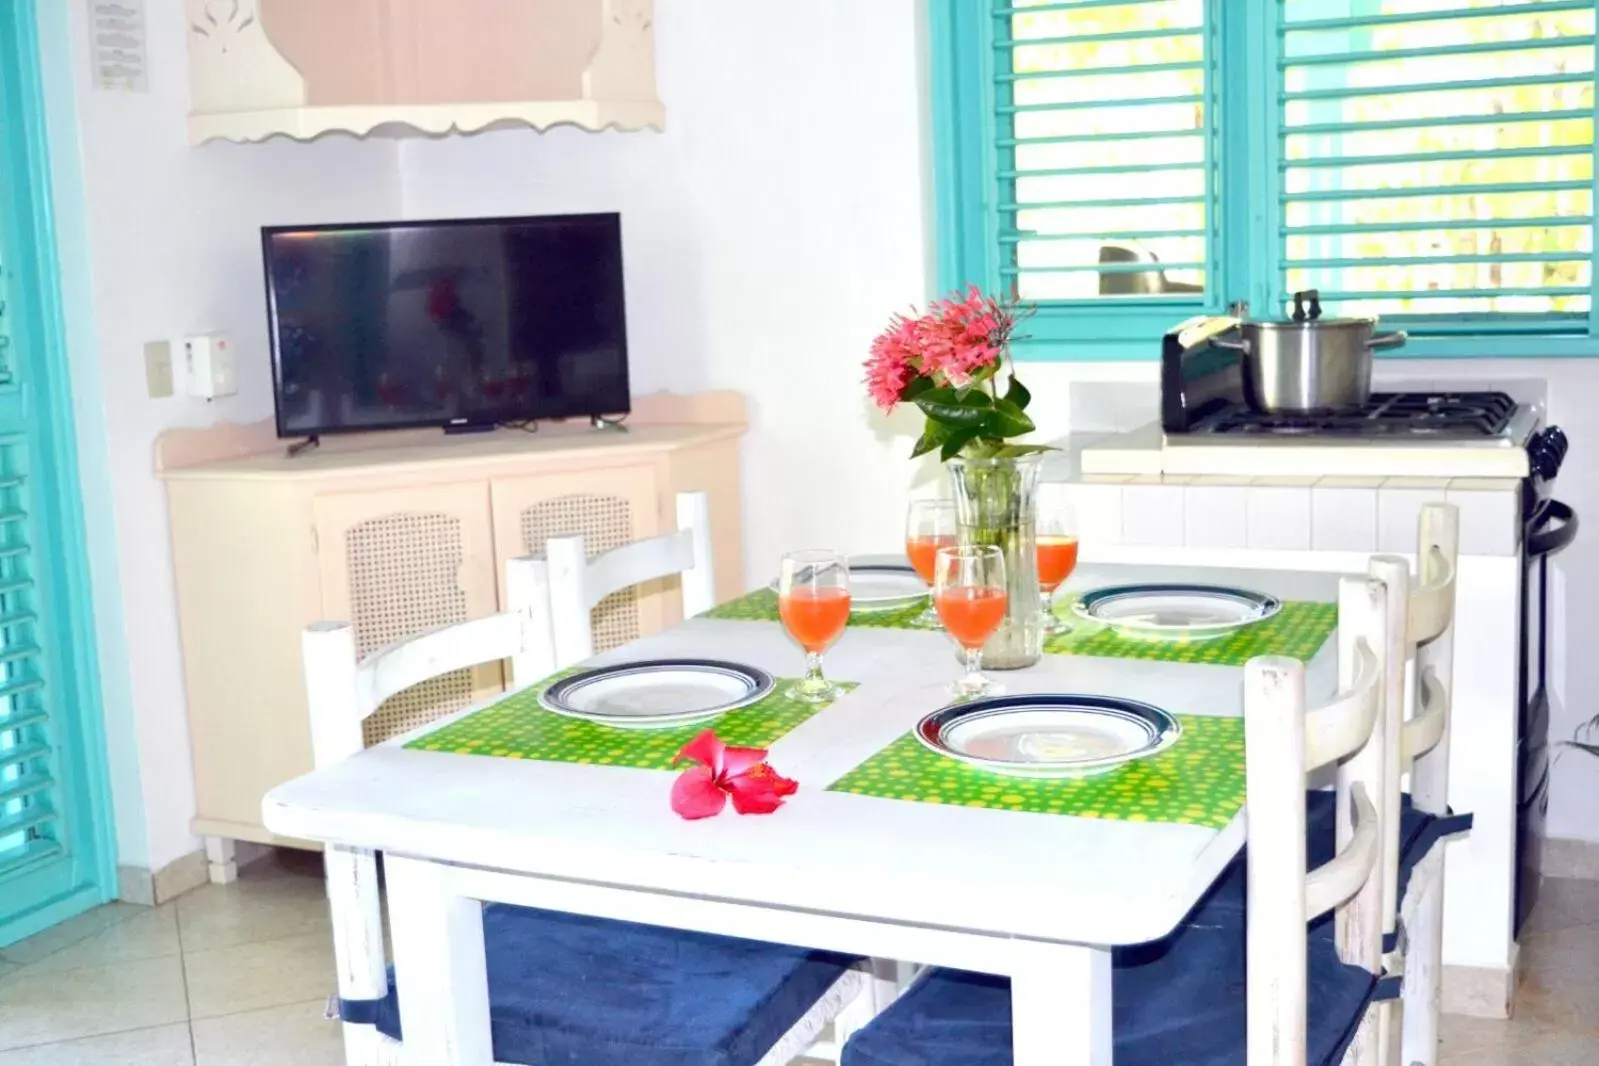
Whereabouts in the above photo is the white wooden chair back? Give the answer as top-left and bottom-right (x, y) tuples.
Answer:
(299, 556), (554, 1066)
(1245, 569), (1397, 1066)
(546, 490), (715, 668)
(1395, 502), (1461, 1066)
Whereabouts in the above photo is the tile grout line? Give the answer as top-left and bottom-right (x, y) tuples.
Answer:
(0, 902), (147, 971)
(174, 899), (200, 1065)
(0, 1019), (192, 1056)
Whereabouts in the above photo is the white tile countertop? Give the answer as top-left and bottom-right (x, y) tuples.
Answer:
(1045, 472), (1521, 556)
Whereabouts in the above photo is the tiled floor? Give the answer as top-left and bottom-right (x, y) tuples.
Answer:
(2, 854), (1598, 1064)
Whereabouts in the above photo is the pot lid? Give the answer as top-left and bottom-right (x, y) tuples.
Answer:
(1237, 289), (1378, 329)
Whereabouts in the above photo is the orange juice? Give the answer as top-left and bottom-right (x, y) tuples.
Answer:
(779, 587), (851, 652)
(934, 587), (1008, 649)
(1037, 535), (1081, 592)
(906, 534), (957, 584)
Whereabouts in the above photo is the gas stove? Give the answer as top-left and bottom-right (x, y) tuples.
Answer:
(1079, 317), (1554, 478)
(1191, 391), (1520, 440)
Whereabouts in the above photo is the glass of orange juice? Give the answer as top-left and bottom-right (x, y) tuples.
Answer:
(778, 550), (852, 703)
(933, 544), (1007, 699)
(1037, 496), (1080, 635)
(905, 499), (957, 628)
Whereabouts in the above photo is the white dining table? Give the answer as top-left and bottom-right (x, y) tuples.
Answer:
(263, 562), (1340, 1066)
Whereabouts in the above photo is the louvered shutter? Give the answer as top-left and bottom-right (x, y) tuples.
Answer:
(1277, 0), (1597, 331)
(997, 0), (1219, 306)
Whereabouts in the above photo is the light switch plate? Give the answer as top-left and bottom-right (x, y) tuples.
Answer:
(144, 340), (174, 398)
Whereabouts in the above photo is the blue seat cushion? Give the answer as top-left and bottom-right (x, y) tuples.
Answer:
(1189, 790), (1473, 936)
(842, 919), (1374, 1066)
(364, 904), (860, 1066)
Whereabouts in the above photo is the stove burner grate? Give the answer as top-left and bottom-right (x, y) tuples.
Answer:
(1197, 391), (1517, 438)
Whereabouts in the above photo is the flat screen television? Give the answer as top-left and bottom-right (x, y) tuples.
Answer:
(263, 213), (630, 438)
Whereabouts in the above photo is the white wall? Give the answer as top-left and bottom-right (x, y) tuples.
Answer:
(46, 0), (402, 871)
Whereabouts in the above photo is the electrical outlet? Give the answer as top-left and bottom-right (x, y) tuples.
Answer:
(144, 341), (174, 398)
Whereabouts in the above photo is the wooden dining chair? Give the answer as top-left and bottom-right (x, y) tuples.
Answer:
(841, 571), (1401, 1066)
(546, 489), (716, 668)
(1387, 502), (1465, 1066)
(301, 555), (877, 1066)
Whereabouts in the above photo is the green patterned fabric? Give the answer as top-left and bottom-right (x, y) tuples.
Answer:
(827, 714), (1244, 828)
(705, 588), (1336, 666)
(703, 587), (931, 631)
(1042, 598), (1337, 666)
(405, 676), (853, 769)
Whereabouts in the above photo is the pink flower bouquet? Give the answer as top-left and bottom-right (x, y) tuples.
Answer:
(865, 287), (1044, 461)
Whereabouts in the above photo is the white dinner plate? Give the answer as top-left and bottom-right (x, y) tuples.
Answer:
(1071, 583), (1282, 643)
(538, 659), (774, 730)
(914, 694), (1182, 779)
(770, 558), (928, 613)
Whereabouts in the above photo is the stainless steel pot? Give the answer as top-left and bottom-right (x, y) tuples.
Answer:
(1215, 291), (1407, 415)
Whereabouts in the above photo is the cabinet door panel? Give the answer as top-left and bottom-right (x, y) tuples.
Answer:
(313, 482), (499, 745)
(490, 467), (665, 658)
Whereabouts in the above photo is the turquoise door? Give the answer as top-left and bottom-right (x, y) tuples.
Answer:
(0, 0), (116, 944)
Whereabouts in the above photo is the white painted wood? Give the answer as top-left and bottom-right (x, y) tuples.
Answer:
(546, 490), (715, 670)
(1303, 640), (1379, 772)
(1403, 503), (1461, 1066)
(504, 556), (556, 686)
(385, 855), (495, 1066)
(1366, 557), (1410, 939)
(203, 836), (237, 885)
(1246, 571), (1394, 1066)
(1244, 655), (1311, 1066)
(1010, 940), (1113, 1066)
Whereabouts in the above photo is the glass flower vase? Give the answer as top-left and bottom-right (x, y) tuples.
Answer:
(945, 454), (1043, 670)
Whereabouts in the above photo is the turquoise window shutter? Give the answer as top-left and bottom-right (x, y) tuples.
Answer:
(1275, 0), (1599, 345)
(932, 0), (1599, 360)
(932, 0), (1230, 360)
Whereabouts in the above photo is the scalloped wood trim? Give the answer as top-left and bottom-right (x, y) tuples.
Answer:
(189, 99), (664, 145)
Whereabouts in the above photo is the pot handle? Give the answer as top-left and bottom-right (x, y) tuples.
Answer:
(1210, 336), (1251, 354)
(1365, 330), (1408, 351)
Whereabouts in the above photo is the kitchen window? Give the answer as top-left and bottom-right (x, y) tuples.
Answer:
(930, 0), (1599, 359)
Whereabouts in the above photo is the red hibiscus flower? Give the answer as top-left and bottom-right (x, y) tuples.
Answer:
(670, 730), (799, 820)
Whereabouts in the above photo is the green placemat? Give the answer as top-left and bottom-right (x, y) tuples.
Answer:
(1043, 598), (1336, 666)
(827, 714), (1244, 828)
(406, 675), (854, 769)
(704, 587), (929, 631)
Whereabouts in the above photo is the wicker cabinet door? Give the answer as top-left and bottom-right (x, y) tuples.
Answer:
(312, 482), (500, 745)
(489, 466), (665, 657)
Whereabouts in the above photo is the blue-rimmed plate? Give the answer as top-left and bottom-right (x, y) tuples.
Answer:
(1071, 583), (1282, 643)
(915, 694), (1182, 779)
(538, 659), (774, 730)
(769, 557), (928, 613)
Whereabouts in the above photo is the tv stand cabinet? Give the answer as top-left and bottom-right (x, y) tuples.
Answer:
(158, 392), (746, 878)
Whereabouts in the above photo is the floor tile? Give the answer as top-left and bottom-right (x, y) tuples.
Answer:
(1522, 877), (1599, 938)
(0, 1024), (193, 1066)
(0, 956), (188, 1051)
(191, 999), (343, 1066)
(182, 932), (336, 1021)
(19, 905), (180, 976)
(0, 903), (146, 967)
(175, 871), (329, 955)
(1442, 1025), (1599, 1065)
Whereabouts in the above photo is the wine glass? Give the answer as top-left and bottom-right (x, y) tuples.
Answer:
(905, 499), (958, 628)
(1037, 495), (1081, 636)
(933, 544), (1007, 699)
(777, 550), (852, 703)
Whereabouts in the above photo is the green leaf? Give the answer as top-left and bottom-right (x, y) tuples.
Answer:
(899, 375), (934, 403)
(990, 443), (1059, 458)
(915, 387), (992, 428)
(909, 419), (950, 459)
(940, 425), (982, 461)
(1004, 375), (1032, 411)
(986, 397), (1036, 437)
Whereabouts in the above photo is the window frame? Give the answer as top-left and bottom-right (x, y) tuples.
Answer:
(929, 0), (1599, 361)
